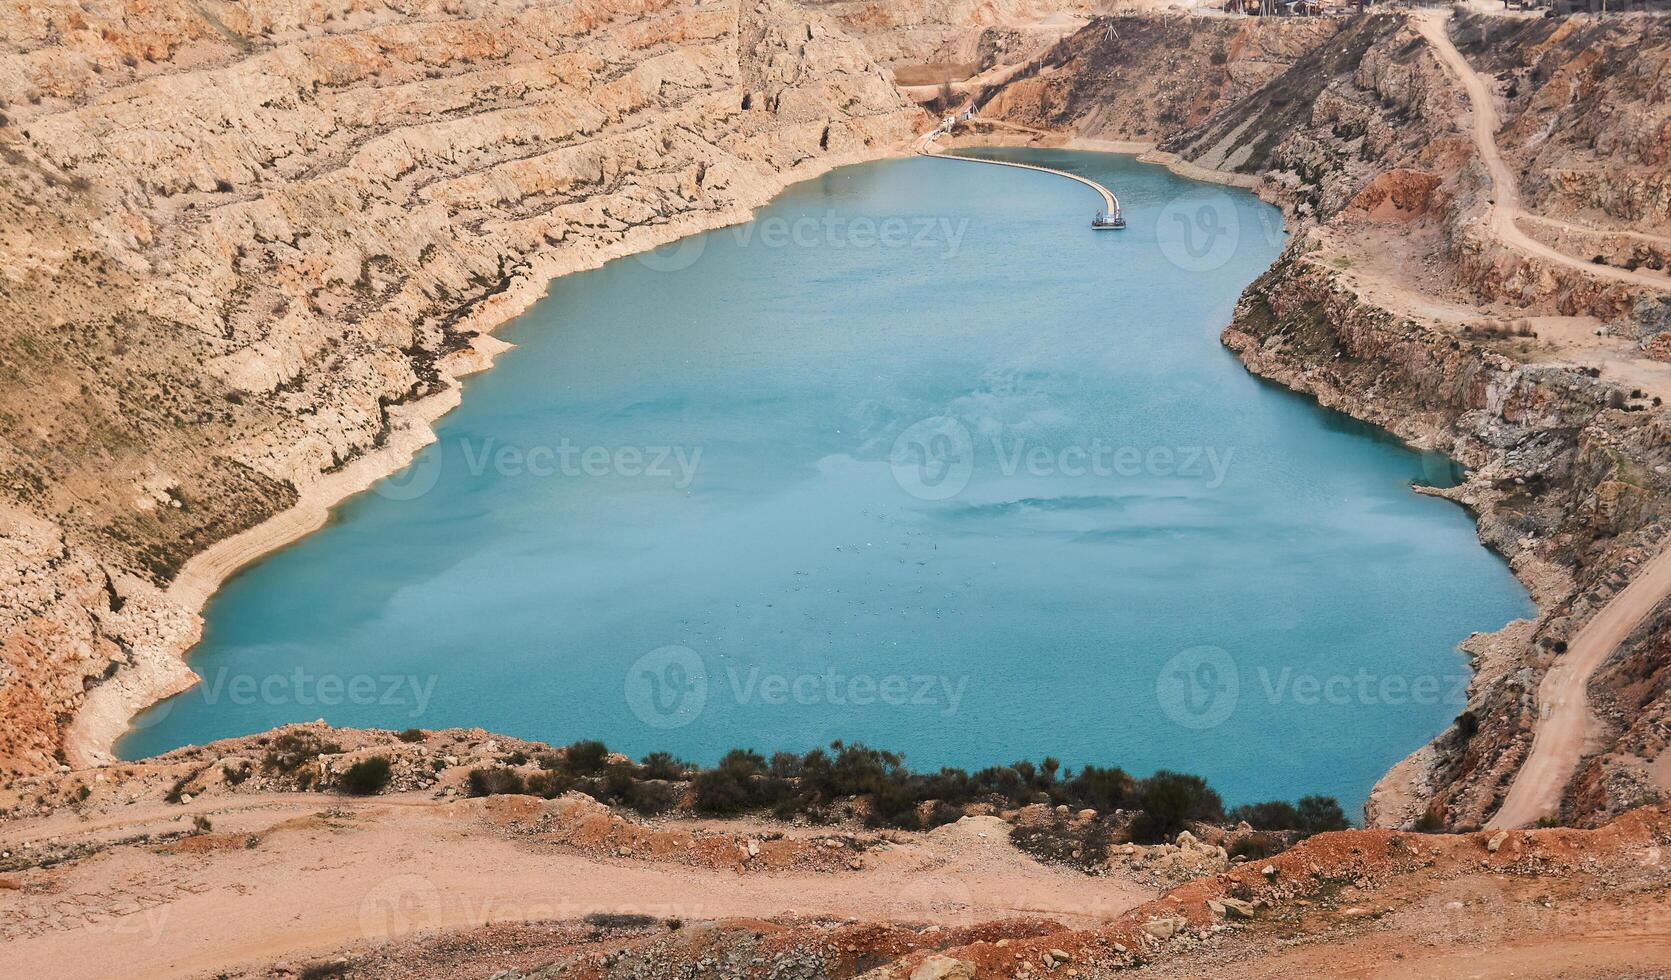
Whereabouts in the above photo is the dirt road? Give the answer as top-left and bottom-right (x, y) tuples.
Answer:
(0, 792), (1153, 980)
(1489, 545), (1671, 827)
(1413, 10), (1670, 294)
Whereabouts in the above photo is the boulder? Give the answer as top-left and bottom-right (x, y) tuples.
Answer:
(1140, 916), (1186, 940)
(911, 955), (976, 980)
(1220, 897), (1256, 919)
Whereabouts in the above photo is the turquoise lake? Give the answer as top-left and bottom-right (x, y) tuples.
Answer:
(119, 149), (1532, 814)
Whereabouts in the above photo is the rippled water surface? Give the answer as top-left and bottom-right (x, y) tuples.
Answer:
(121, 150), (1531, 813)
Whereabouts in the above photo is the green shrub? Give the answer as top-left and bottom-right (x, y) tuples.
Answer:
(693, 766), (754, 813)
(165, 769), (202, 804)
(339, 756), (392, 796)
(1229, 800), (1302, 831)
(467, 767), (527, 797)
(563, 740), (610, 774)
(525, 770), (573, 799)
(627, 780), (679, 815)
(1295, 795), (1349, 836)
(1230, 796), (1349, 837)
(583, 912), (657, 930)
(397, 728), (425, 743)
(717, 748), (767, 776)
(1129, 771), (1224, 843)
(640, 751), (693, 781)
(1227, 831), (1286, 862)
(924, 800), (966, 828)
(867, 777), (921, 829)
(1068, 765), (1135, 811)
(474, 737), (1335, 841)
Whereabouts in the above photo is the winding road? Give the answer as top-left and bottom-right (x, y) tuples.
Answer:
(1488, 547), (1671, 828)
(1409, 11), (1671, 828)
(1413, 10), (1670, 293)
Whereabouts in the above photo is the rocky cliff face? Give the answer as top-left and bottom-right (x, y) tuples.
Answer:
(1202, 14), (1671, 827)
(808, 0), (1098, 76)
(1225, 246), (1671, 828)
(1439, 14), (1669, 326)
(0, 0), (922, 776)
(973, 13), (1334, 146)
(1450, 12), (1671, 235)
(1163, 15), (1466, 216)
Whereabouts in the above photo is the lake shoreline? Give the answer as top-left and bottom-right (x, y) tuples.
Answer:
(82, 132), (1521, 823)
(69, 136), (947, 769)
